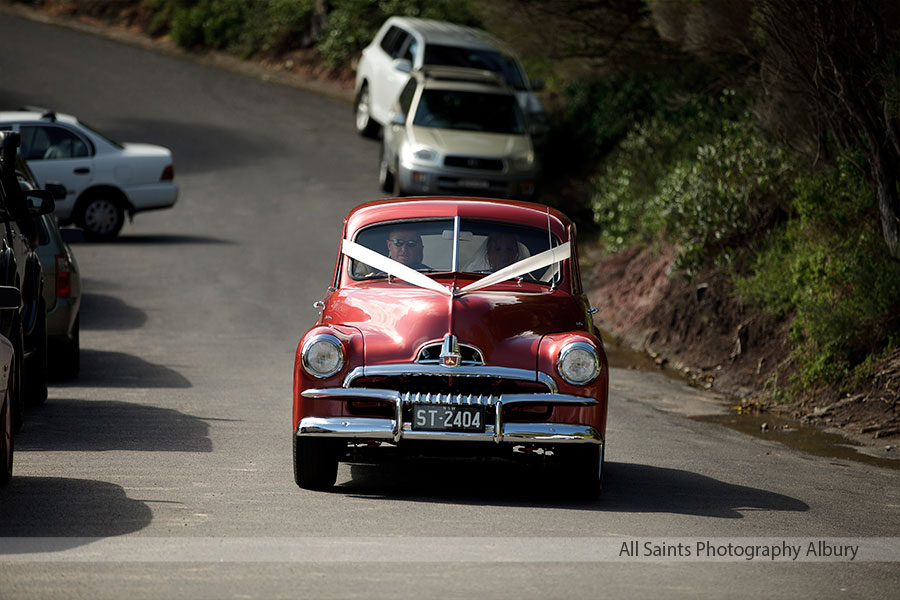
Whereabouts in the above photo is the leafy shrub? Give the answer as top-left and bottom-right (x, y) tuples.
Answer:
(590, 90), (772, 256)
(651, 118), (792, 273)
(171, 0), (315, 57)
(734, 157), (900, 389)
(317, 0), (480, 68)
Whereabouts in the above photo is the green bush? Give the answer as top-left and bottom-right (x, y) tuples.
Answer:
(317, 0), (480, 68)
(734, 157), (900, 389)
(170, 0), (315, 57)
(652, 118), (792, 273)
(590, 89), (774, 258)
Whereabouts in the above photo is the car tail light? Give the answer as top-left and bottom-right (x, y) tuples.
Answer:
(55, 255), (71, 298)
(160, 165), (175, 181)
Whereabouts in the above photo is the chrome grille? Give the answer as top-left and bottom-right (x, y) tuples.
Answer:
(444, 156), (504, 171)
(401, 391), (498, 406)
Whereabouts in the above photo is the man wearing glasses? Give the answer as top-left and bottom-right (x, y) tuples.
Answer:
(386, 227), (428, 270)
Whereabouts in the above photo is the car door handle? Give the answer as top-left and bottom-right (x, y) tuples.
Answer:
(73, 167), (90, 175)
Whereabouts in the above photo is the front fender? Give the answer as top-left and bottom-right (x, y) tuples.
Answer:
(538, 332), (609, 436)
(293, 325), (364, 430)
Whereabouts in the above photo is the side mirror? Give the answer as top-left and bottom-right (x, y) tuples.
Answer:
(45, 182), (67, 200)
(25, 189), (55, 215)
(392, 58), (412, 74)
(389, 112), (405, 127)
(530, 78), (544, 92)
(0, 285), (20, 310)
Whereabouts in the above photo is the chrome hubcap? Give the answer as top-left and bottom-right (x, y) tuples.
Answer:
(356, 88), (370, 131)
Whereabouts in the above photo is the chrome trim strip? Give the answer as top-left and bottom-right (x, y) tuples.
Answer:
(302, 388), (401, 402)
(537, 372), (558, 393)
(297, 416), (603, 445)
(298, 417), (395, 439)
(501, 423), (602, 443)
(451, 215), (460, 272)
(500, 393), (598, 407)
(342, 364), (558, 393)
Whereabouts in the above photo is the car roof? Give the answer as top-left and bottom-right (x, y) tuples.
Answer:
(385, 17), (512, 54)
(0, 109), (80, 126)
(345, 197), (572, 240)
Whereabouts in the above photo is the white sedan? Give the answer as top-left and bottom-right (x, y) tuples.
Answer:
(0, 109), (177, 239)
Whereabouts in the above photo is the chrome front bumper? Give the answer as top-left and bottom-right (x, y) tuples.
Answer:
(298, 387), (603, 445)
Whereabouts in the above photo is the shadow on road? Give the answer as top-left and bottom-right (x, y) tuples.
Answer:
(19, 398), (211, 452)
(55, 349), (192, 389)
(104, 118), (285, 175)
(0, 477), (153, 541)
(338, 459), (809, 517)
(80, 292), (147, 331)
(71, 233), (237, 246)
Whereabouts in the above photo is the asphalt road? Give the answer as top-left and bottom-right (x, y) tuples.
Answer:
(0, 12), (898, 600)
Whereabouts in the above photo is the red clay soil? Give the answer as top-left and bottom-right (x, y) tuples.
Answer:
(584, 243), (900, 448)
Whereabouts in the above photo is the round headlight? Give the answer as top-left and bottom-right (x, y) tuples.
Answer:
(557, 342), (600, 385)
(301, 334), (344, 379)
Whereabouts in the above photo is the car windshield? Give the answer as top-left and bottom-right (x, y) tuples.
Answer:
(424, 44), (527, 90)
(412, 90), (526, 134)
(348, 218), (563, 287)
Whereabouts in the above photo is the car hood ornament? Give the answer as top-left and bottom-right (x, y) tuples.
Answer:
(439, 334), (461, 368)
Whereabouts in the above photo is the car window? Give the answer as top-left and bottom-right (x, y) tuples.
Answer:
(424, 44), (528, 91)
(397, 79), (418, 117)
(20, 125), (90, 161)
(380, 26), (410, 59)
(76, 120), (123, 149)
(412, 90), (527, 134)
(349, 218), (562, 286)
(401, 37), (419, 63)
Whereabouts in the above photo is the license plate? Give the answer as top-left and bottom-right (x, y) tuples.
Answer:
(457, 178), (490, 189)
(412, 405), (485, 432)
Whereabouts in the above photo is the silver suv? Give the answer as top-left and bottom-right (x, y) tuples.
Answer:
(379, 67), (538, 199)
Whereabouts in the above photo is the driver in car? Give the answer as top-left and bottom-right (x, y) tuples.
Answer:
(386, 227), (428, 270)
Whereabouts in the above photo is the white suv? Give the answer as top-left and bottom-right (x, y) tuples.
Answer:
(355, 17), (548, 142)
(0, 109), (177, 239)
(379, 67), (538, 199)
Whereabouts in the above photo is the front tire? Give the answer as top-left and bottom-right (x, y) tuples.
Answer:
(378, 144), (395, 193)
(10, 320), (24, 433)
(293, 435), (342, 490)
(354, 83), (380, 139)
(51, 315), (80, 380)
(558, 444), (603, 498)
(78, 196), (124, 240)
(24, 299), (48, 407)
(0, 383), (13, 486)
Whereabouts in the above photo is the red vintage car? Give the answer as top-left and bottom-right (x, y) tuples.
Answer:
(293, 197), (609, 494)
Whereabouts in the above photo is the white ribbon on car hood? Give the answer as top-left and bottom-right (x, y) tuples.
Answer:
(458, 242), (570, 294)
(341, 239), (571, 297)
